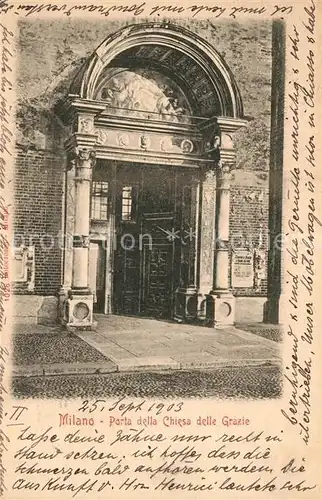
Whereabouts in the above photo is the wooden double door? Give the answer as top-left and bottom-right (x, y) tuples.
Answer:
(113, 164), (192, 319)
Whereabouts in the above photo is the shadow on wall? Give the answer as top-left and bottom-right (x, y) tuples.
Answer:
(233, 118), (270, 172)
(16, 59), (86, 151)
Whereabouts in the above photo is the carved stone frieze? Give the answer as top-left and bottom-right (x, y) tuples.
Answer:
(94, 128), (108, 145)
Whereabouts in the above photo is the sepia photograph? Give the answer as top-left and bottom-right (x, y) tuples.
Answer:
(11, 17), (284, 400)
(1, 1), (321, 497)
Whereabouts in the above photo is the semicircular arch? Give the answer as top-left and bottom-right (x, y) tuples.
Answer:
(70, 23), (244, 119)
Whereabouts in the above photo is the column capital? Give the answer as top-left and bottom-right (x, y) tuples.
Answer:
(74, 146), (96, 165)
(67, 146), (96, 172)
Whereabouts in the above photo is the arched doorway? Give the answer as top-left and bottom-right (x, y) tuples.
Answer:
(59, 23), (248, 329)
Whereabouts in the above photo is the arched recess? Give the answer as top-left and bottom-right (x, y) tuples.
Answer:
(61, 22), (249, 329)
(70, 22), (244, 119)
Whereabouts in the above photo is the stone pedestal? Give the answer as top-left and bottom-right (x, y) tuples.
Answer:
(206, 293), (236, 327)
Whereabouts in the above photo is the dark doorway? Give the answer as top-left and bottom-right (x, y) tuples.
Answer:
(113, 164), (188, 319)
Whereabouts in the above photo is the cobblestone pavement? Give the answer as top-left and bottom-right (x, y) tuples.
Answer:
(12, 364), (282, 400)
(13, 332), (109, 365)
(235, 323), (283, 343)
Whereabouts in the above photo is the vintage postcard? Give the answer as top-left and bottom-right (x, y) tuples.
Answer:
(0, 0), (321, 497)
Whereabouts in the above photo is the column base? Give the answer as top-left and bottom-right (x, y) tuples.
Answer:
(174, 287), (198, 322)
(206, 291), (236, 327)
(62, 289), (96, 331)
(196, 292), (208, 323)
(58, 287), (69, 325)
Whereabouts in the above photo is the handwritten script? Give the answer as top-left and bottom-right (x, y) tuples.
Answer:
(283, 0), (318, 446)
(0, 1), (294, 19)
(0, 15), (12, 498)
(4, 402), (317, 496)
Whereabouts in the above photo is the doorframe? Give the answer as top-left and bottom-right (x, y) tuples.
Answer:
(111, 162), (187, 319)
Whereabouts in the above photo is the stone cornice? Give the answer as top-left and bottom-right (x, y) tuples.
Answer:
(217, 116), (249, 132)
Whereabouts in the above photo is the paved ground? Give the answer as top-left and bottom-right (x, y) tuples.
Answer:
(75, 315), (281, 371)
(12, 364), (282, 400)
(11, 316), (282, 399)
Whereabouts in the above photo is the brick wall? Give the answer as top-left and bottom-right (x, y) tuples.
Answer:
(229, 170), (269, 296)
(13, 147), (65, 295)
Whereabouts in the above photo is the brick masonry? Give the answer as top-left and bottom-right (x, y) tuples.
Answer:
(14, 19), (272, 301)
(13, 148), (65, 295)
(229, 172), (269, 296)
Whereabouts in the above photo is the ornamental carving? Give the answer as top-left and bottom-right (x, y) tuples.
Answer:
(99, 69), (190, 123)
(68, 148), (96, 170)
(79, 147), (96, 161)
(140, 134), (150, 150)
(181, 139), (194, 153)
(94, 129), (107, 145)
(79, 117), (94, 134)
(117, 133), (129, 147)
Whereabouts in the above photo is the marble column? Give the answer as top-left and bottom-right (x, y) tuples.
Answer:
(206, 161), (236, 326)
(58, 163), (75, 323)
(214, 162), (231, 290)
(66, 147), (96, 329)
(63, 164), (76, 289)
(197, 169), (217, 321)
(72, 148), (95, 288)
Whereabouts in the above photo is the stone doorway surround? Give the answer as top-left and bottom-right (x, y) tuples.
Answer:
(57, 23), (249, 330)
